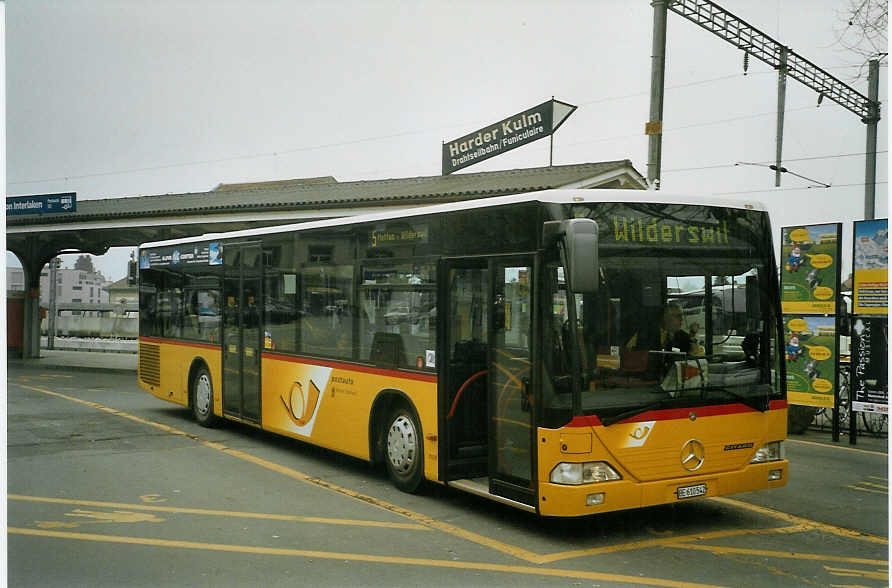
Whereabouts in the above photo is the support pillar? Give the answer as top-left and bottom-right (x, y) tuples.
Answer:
(21, 262), (43, 359)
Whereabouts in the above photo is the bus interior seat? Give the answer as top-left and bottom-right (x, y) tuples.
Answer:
(620, 349), (649, 373)
(369, 332), (405, 367)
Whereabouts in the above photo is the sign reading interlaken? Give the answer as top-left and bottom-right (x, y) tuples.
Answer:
(6, 192), (76, 216)
(442, 99), (576, 175)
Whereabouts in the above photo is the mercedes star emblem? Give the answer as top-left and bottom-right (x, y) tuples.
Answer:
(680, 439), (706, 471)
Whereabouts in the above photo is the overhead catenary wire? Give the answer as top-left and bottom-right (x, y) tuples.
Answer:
(714, 180), (887, 196)
(734, 161), (832, 187)
(7, 68), (826, 187)
(663, 150), (889, 173)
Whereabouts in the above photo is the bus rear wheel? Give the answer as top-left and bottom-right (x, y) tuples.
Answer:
(192, 366), (219, 428)
(385, 405), (423, 493)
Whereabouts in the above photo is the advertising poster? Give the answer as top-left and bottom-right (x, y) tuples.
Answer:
(851, 317), (888, 413)
(780, 224), (841, 314)
(139, 242), (220, 269)
(852, 218), (888, 315)
(784, 315), (837, 408)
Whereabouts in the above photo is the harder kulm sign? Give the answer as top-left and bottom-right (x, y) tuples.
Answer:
(442, 99), (576, 175)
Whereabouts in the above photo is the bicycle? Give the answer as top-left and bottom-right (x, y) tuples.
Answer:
(861, 410), (888, 438)
(814, 368), (849, 423)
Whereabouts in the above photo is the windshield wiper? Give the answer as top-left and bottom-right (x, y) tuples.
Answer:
(703, 385), (769, 412)
(601, 398), (670, 427)
(600, 385), (768, 426)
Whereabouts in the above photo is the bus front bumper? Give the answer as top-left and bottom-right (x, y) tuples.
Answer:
(537, 460), (788, 517)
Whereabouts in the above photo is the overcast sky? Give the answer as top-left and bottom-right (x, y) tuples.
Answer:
(6, 0), (888, 281)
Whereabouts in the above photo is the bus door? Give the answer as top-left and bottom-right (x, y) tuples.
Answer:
(222, 242), (263, 423)
(441, 256), (537, 508)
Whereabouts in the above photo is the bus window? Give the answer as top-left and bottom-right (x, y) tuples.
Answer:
(359, 262), (435, 369)
(139, 269), (160, 338)
(158, 275), (183, 339)
(299, 264), (353, 359)
(262, 239), (299, 352)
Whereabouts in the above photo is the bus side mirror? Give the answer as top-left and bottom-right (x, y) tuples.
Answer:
(544, 219), (599, 293)
(745, 275), (759, 332)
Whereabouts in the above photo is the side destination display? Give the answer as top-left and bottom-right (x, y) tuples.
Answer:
(442, 99), (576, 175)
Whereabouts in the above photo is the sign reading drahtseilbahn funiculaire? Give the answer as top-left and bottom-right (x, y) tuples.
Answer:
(442, 99), (576, 175)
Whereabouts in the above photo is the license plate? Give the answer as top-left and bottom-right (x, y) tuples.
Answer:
(676, 483), (707, 499)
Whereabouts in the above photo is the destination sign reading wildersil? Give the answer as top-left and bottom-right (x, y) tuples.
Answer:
(442, 99), (576, 175)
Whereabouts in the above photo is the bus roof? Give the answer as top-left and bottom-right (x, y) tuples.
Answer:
(140, 188), (768, 249)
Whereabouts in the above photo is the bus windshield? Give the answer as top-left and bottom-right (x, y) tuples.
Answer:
(541, 202), (783, 427)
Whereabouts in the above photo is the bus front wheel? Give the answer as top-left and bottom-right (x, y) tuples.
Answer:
(192, 366), (219, 428)
(385, 405), (423, 493)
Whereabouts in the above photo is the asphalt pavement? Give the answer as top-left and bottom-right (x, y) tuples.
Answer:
(7, 349), (887, 586)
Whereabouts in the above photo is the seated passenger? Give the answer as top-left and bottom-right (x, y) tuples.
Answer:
(626, 302), (702, 356)
(660, 303), (696, 353)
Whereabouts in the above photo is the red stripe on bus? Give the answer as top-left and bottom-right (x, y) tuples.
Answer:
(261, 351), (438, 383)
(566, 399), (788, 428)
(138, 336), (220, 351)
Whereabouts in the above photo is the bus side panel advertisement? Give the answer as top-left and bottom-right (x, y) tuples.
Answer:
(780, 224), (841, 314)
(852, 218), (888, 315)
(851, 317), (888, 414)
(784, 315), (837, 408)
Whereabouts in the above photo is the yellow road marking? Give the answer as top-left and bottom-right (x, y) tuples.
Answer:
(536, 525), (810, 564)
(14, 382), (541, 562)
(13, 381), (888, 570)
(7, 527), (722, 588)
(669, 542), (887, 566)
(786, 438), (887, 457)
(859, 481), (888, 490)
(823, 564), (889, 581)
(36, 509), (166, 529)
(710, 497), (888, 545)
(139, 494), (167, 503)
(214, 444), (544, 562)
(10, 494), (428, 531)
(846, 485), (888, 495)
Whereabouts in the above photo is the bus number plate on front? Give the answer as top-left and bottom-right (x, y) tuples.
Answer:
(676, 483), (706, 499)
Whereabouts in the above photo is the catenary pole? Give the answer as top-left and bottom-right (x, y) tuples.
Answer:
(647, 0), (668, 190)
(864, 59), (880, 220)
(775, 47), (787, 187)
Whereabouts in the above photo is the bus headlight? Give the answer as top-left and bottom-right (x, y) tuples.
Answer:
(550, 461), (621, 485)
(750, 441), (784, 463)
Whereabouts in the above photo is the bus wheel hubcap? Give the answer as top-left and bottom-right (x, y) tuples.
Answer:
(387, 415), (416, 474)
(196, 375), (211, 415)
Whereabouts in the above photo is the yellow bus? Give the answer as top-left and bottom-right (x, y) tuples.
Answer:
(137, 189), (787, 516)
